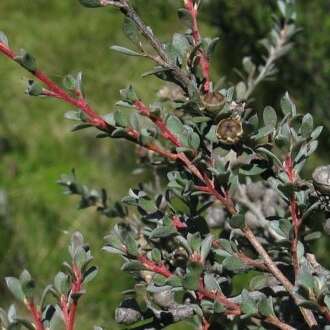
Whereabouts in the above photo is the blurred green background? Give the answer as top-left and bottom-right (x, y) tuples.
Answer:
(0, 0), (329, 329)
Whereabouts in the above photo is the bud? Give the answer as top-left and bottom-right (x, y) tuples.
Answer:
(312, 165), (330, 211)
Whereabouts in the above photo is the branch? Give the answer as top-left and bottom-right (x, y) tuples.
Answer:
(243, 227), (317, 328)
(184, 0), (211, 93)
(244, 22), (294, 100)
(133, 100), (182, 147)
(108, 0), (195, 95)
(25, 300), (45, 330)
(283, 155), (301, 277)
(67, 265), (83, 330)
(0, 43), (108, 130)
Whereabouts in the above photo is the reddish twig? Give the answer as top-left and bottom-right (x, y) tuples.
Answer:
(25, 300), (45, 330)
(0, 43), (108, 130)
(283, 155), (301, 277)
(138, 255), (241, 316)
(184, 0), (211, 93)
(133, 100), (182, 147)
(67, 265), (83, 330)
(264, 315), (295, 330)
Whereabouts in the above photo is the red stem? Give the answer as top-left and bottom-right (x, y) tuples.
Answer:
(66, 265), (83, 330)
(133, 100), (182, 148)
(284, 155), (301, 276)
(138, 255), (241, 316)
(26, 300), (45, 330)
(184, 0), (211, 93)
(0, 42), (107, 129)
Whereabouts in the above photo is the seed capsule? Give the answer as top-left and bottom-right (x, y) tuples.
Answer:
(312, 165), (330, 211)
(216, 116), (243, 145)
(201, 91), (225, 112)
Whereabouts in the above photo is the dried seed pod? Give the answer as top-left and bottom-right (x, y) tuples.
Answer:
(312, 165), (330, 211)
(115, 307), (142, 325)
(201, 91), (225, 112)
(216, 116), (243, 145)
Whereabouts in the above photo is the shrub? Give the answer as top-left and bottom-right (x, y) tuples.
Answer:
(1, 0), (330, 329)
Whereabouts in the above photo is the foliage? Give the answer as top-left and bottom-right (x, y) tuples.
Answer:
(1, 0), (330, 329)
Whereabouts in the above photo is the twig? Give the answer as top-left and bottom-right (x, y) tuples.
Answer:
(244, 24), (291, 99)
(133, 100), (182, 147)
(184, 0), (211, 93)
(25, 300), (45, 330)
(108, 0), (195, 95)
(243, 227), (317, 328)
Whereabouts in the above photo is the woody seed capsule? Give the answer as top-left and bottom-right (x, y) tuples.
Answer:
(216, 116), (243, 145)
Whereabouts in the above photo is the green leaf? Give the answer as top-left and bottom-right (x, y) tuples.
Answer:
(151, 248), (162, 263)
(83, 266), (98, 284)
(239, 163), (267, 176)
(281, 92), (296, 116)
(214, 302), (226, 314)
(166, 116), (184, 136)
(123, 17), (140, 44)
(236, 82), (246, 100)
(223, 256), (245, 272)
(251, 126), (274, 140)
(121, 261), (145, 272)
(153, 274), (168, 286)
(300, 113), (313, 137)
(5, 277), (25, 302)
(230, 214), (245, 229)
(74, 246), (88, 269)
(263, 106), (277, 128)
(172, 33), (190, 57)
(120, 85), (138, 102)
(150, 226), (177, 239)
(205, 125), (218, 143)
(54, 272), (69, 295)
(242, 57), (256, 74)
(166, 275), (182, 287)
(188, 232), (202, 251)
(79, 0), (103, 8)
(311, 126), (323, 140)
(324, 295), (330, 309)
(241, 290), (258, 316)
(123, 232), (138, 257)
(258, 297), (275, 317)
(183, 263), (203, 290)
(200, 235), (213, 263)
(110, 45), (141, 57)
(249, 274), (269, 291)
(64, 110), (83, 121)
(204, 273), (221, 292)
(297, 271), (315, 290)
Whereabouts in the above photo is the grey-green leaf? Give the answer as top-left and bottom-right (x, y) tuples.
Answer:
(5, 277), (25, 302)
(110, 45), (142, 57)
